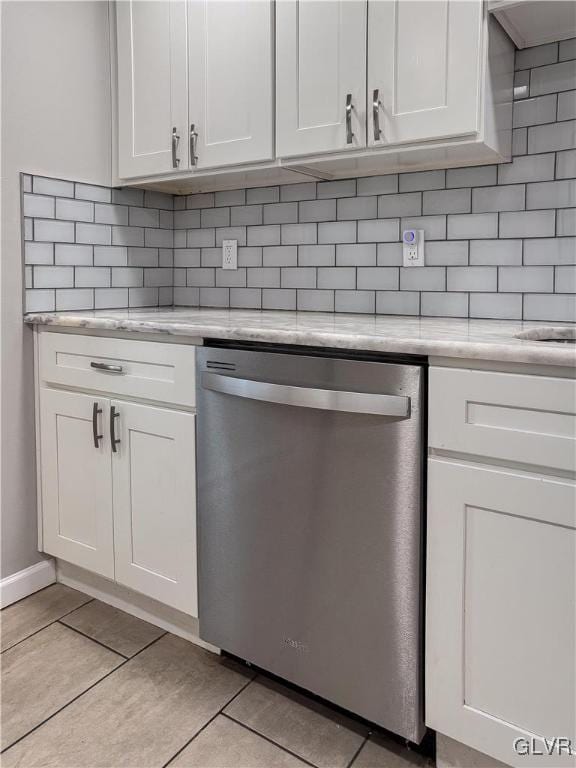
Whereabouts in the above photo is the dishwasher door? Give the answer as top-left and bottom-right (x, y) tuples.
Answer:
(196, 345), (425, 743)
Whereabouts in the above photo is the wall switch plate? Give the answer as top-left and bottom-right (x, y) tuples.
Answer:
(222, 239), (237, 270)
(402, 229), (425, 267)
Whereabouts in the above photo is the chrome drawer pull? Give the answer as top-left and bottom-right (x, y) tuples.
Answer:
(172, 127), (180, 168)
(90, 362), (124, 374)
(373, 88), (382, 141)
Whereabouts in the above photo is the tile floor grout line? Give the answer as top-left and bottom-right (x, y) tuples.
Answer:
(0, 597), (96, 655)
(0, 583), (59, 610)
(56, 619), (130, 660)
(221, 712), (320, 768)
(344, 735), (369, 768)
(0, 631), (168, 756)
(161, 671), (257, 768)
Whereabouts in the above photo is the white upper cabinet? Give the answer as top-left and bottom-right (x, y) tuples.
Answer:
(116, 0), (188, 178)
(276, 0), (367, 158)
(187, 0), (273, 169)
(368, 0), (482, 147)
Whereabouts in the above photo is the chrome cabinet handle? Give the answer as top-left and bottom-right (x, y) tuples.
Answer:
(171, 127), (180, 168)
(92, 402), (103, 448)
(345, 94), (354, 144)
(190, 124), (199, 166)
(372, 88), (382, 141)
(201, 372), (410, 418)
(110, 406), (120, 453)
(90, 361), (124, 374)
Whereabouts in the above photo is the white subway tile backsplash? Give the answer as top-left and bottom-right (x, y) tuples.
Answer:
(317, 180), (356, 199)
(399, 170), (445, 193)
(75, 183), (111, 203)
(33, 177), (74, 197)
(530, 59), (576, 96)
(297, 289), (334, 312)
(447, 266), (497, 292)
(337, 196), (377, 221)
(469, 293), (522, 320)
(423, 189), (470, 215)
(24, 194), (54, 219)
(557, 90), (576, 121)
(55, 244), (93, 266)
(447, 213), (498, 239)
(376, 291), (419, 315)
(34, 219), (74, 243)
(526, 179), (576, 209)
(557, 149), (576, 179)
(77, 222), (111, 245)
(25, 242), (53, 265)
(56, 198), (94, 222)
(470, 239), (522, 265)
(23, 40), (576, 326)
(499, 210), (556, 238)
(523, 237), (576, 264)
(263, 202), (299, 225)
(357, 219), (398, 243)
(263, 246), (297, 267)
(528, 120), (576, 153)
(523, 293), (576, 321)
(334, 290), (375, 314)
(299, 199), (337, 223)
(247, 186), (280, 205)
(357, 175), (398, 196)
(472, 185), (525, 213)
(336, 243), (376, 266)
(262, 289), (296, 310)
(34, 266), (74, 288)
(498, 153), (555, 184)
(513, 94), (557, 127)
(378, 193), (422, 218)
(280, 182), (317, 202)
(56, 288), (94, 310)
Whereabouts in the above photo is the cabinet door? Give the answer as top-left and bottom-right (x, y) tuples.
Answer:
(276, 0), (367, 158)
(368, 1), (482, 147)
(40, 389), (114, 578)
(112, 401), (197, 616)
(187, 0), (273, 169)
(426, 459), (576, 767)
(116, 0), (188, 178)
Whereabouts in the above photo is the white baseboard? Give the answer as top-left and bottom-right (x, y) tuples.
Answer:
(0, 559), (56, 608)
(56, 560), (219, 654)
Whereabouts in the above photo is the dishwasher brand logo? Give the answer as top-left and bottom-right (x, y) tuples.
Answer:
(282, 637), (309, 653)
(513, 737), (574, 757)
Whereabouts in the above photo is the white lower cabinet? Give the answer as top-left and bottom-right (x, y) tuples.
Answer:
(112, 401), (197, 615)
(40, 388), (114, 579)
(426, 458), (576, 767)
(38, 332), (198, 616)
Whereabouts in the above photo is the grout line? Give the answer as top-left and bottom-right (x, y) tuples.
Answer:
(56, 620), (129, 660)
(161, 672), (256, 768)
(344, 736), (369, 768)
(0, 631), (167, 756)
(221, 712), (319, 768)
(1, 597), (96, 655)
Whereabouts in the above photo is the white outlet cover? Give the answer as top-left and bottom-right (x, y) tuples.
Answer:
(402, 229), (425, 267)
(222, 239), (237, 270)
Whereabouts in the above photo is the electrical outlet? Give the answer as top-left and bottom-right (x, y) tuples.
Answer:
(222, 239), (237, 270)
(402, 229), (425, 267)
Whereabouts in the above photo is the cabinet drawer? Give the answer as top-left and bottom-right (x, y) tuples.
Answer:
(39, 332), (196, 408)
(429, 366), (576, 473)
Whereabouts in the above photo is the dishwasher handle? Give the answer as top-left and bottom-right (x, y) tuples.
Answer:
(201, 372), (410, 418)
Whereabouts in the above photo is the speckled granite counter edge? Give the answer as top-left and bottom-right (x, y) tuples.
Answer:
(24, 311), (576, 368)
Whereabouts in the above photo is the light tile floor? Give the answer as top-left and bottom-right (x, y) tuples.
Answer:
(1, 585), (432, 768)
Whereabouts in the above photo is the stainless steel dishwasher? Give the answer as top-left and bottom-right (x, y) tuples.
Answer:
(196, 344), (426, 743)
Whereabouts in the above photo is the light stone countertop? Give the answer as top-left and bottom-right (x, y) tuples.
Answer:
(24, 308), (576, 367)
